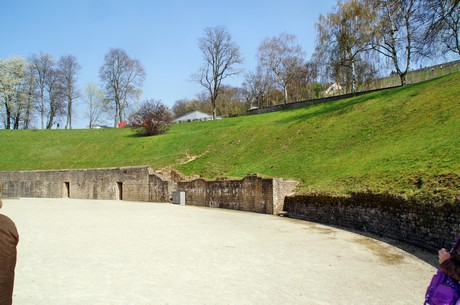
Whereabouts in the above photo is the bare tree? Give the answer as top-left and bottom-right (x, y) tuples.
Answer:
(215, 85), (248, 117)
(84, 82), (108, 128)
(99, 48), (146, 127)
(315, 1), (374, 94)
(45, 67), (65, 129)
(420, 0), (460, 56)
(288, 61), (319, 101)
(369, 0), (420, 85)
(172, 97), (214, 118)
(21, 63), (37, 129)
(57, 55), (81, 129)
(29, 52), (55, 129)
(242, 67), (274, 108)
(192, 26), (243, 120)
(172, 99), (197, 118)
(258, 33), (307, 104)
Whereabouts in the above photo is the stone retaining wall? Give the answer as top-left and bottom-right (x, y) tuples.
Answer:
(0, 166), (171, 202)
(2, 167), (459, 250)
(0, 167), (285, 215)
(284, 193), (460, 252)
(247, 86), (399, 115)
(177, 175), (285, 214)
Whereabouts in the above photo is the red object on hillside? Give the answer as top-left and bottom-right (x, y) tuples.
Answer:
(117, 121), (127, 128)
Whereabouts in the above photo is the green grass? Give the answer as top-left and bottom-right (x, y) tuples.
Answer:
(1, 73), (459, 204)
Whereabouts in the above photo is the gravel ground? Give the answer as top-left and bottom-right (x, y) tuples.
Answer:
(2, 198), (436, 305)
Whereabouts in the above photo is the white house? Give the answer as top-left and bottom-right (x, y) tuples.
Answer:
(173, 111), (218, 123)
(324, 82), (343, 96)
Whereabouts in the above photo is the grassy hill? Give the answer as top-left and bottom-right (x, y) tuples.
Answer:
(1, 73), (459, 204)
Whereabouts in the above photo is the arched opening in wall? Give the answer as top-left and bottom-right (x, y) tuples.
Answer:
(117, 182), (123, 200)
(63, 182), (70, 198)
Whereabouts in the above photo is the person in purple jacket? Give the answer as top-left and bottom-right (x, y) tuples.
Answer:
(0, 199), (19, 305)
(439, 244), (460, 281)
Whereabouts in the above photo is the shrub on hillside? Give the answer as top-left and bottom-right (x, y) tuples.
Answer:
(129, 99), (173, 136)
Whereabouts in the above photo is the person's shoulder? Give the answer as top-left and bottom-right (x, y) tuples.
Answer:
(0, 213), (19, 244)
(0, 213), (17, 227)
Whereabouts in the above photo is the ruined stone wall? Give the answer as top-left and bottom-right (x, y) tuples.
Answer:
(0, 167), (285, 215)
(177, 175), (278, 214)
(0, 166), (171, 202)
(149, 174), (175, 203)
(284, 193), (460, 252)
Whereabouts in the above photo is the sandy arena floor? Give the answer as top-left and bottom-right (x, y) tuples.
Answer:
(2, 198), (436, 305)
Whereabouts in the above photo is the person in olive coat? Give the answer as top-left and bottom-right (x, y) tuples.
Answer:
(0, 199), (19, 305)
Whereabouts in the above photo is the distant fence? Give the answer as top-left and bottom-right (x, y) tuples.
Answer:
(247, 85), (400, 115)
(363, 60), (460, 89)
(248, 59), (460, 116)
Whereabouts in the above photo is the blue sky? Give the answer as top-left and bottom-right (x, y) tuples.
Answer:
(1, 0), (337, 128)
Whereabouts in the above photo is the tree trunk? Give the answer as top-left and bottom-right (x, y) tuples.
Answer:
(283, 85), (288, 105)
(46, 105), (55, 129)
(66, 98), (72, 129)
(46, 96), (56, 129)
(13, 112), (20, 129)
(23, 88), (34, 130)
(41, 92), (45, 129)
(399, 73), (407, 86)
(456, 29), (460, 55)
(351, 60), (357, 94)
(211, 79), (219, 120)
(4, 98), (11, 130)
(118, 105), (123, 125)
(114, 99), (119, 127)
(211, 98), (217, 120)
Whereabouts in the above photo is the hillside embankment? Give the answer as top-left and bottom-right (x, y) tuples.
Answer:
(0, 73), (459, 205)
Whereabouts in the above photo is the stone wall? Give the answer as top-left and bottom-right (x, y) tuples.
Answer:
(2, 167), (459, 250)
(284, 193), (460, 252)
(247, 86), (399, 116)
(0, 166), (172, 202)
(177, 175), (284, 214)
(149, 174), (176, 203)
(0, 167), (285, 215)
